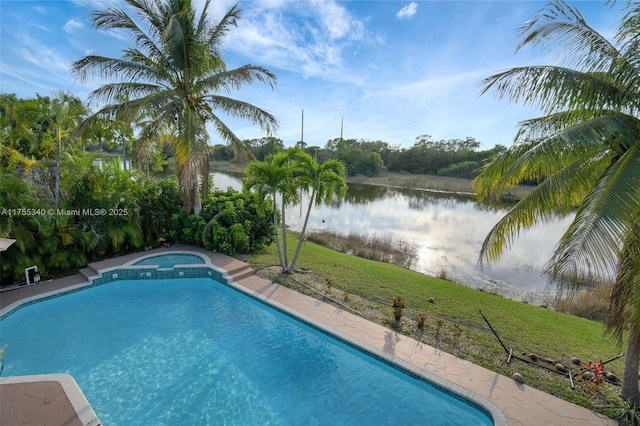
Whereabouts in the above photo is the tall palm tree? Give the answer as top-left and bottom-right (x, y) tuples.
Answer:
(287, 151), (347, 273)
(474, 0), (640, 403)
(243, 150), (298, 272)
(42, 91), (87, 209)
(72, 0), (278, 214)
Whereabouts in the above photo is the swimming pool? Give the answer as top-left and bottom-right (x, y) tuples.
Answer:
(0, 277), (496, 425)
(131, 253), (206, 268)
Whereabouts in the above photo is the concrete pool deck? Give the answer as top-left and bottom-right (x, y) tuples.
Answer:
(0, 245), (616, 425)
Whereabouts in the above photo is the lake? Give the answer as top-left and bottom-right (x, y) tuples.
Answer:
(212, 172), (573, 303)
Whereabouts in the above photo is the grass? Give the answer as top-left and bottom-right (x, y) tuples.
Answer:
(244, 232), (625, 412)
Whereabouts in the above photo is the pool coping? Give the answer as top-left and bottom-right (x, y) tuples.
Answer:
(0, 374), (100, 426)
(0, 245), (616, 426)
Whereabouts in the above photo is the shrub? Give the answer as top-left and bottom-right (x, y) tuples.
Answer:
(138, 177), (182, 246)
(553, 285), (611, 321)
(175, 188), (275, 255)
(391, 296), (405, 321)
(452, 323), (463, 347)
(608, 397), (640, 426)
(416, 313), (427, 330)
(436, 161), (480, 179)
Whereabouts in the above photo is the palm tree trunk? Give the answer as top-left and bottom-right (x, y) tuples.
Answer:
(618, 221), (640, 405)
(272, 199), (285, 271)
(193, 178), (202, 216)
(621, 324), (640, 405)
(288, 192), (315, 273)
(280, 193), (289, 270)
(55, 128), (61, 209)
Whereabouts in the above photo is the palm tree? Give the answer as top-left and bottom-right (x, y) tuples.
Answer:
(42, 91), (87, 209)
(243, 151), (298, 272)
(72, 0), (278, 215)
(287, 151), (347, 273)
(0, 94), (49, 171)
(474, 1), (640, 403)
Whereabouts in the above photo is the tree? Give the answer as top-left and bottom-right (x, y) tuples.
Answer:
(0, 94), (40, 170)
(245, 136), (285, 161)
(243, 150), (299, 272)
(474, 1), (640, 404)
(41, 92), (87, 208)
(72, 0), (278, 215)
(287, 151), (347, 273)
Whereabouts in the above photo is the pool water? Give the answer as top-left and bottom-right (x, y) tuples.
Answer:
(0, 278), (494, 425)
(132, 253), (205, 268)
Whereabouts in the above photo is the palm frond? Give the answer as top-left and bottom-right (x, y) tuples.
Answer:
(478, 152), (611, 264)
(514, 110), (639, 144)
(91, 2), (165, 68)
(84, 81), (170, 109)
(616, 2), (640, 68)
(203, 65), (277, 93)
(516, 0), (621, 71)
(473, 134), (604, 201)
(207, 94), (279, 136)
(480, 66), (631, 115)
(204, 3), (241, 58)
(73, 56), (162, 89)
(547, 142), (640, 282)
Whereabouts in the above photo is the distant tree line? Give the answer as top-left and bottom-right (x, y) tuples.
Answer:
(212, 134), (509, 179)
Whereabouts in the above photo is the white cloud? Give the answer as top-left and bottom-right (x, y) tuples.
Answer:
(225, 1), (372, 83)
(64, 18), (85, 33)
(310, 0), (362, 41)
(396, 2), (418, 20)
(15, 34), (71, 74)
(70, 0), (124, 9)
(375, 69), (486, 103)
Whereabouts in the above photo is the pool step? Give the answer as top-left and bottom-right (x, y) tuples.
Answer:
(79, 266), (100, 282)
(227, 264), (256, 283)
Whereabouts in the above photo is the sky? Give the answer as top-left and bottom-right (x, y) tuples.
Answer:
(0, 0), (626, 150)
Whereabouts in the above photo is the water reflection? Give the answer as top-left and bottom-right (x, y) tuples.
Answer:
(212, 172), (572, 302)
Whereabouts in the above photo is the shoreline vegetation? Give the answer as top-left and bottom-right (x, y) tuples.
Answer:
(210, 159), (535, 200)
(211, 160), (623, 419)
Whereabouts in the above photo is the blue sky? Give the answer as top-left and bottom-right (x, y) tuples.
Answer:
(0, 0), (625, 149)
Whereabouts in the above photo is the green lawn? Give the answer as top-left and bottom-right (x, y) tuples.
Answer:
(244, 233), (625, 410)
